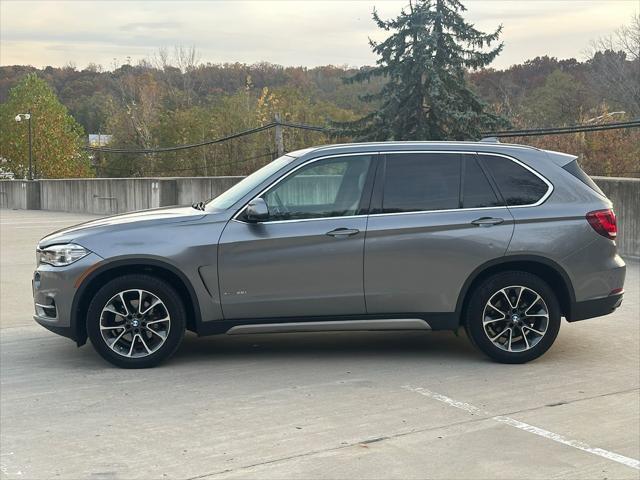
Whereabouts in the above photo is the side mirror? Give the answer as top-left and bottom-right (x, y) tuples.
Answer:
(245, 198), (269, 223)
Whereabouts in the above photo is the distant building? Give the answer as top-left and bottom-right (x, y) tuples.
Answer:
(0, 157), (15, 179)
(88, 135), (113, 171)
(88, 134), (113, 146)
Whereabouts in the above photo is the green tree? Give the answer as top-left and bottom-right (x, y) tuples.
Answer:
(0, 73), (92, 178)
(256, 86), (356, 152)
(336, 0), (509, 141)
(523, 70), (588, 126)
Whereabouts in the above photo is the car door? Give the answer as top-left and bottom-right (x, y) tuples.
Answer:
(364, 152), (515, 314)
(218, 153), (377, 320)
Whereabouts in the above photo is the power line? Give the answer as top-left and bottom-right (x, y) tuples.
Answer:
(85, 121), (330, 155)
(87, 118), (640, 155)
(286, 118), (640, 137)
(99, 151), (276, 175)
(484, 119), (640, 137)
(85, 123), (277, 154)
(278, 121), (328, 133)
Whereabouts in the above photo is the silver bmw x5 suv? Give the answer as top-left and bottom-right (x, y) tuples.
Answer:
(33, 142), (626, 368)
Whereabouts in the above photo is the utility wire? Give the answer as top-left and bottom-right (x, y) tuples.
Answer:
(484, 119), (640, 137)
(86, 119), (640, 155)
(277, 118), (640, 137)
(278, 121), (329, 132)
(85, 121), (331, 155)
(85, 123), (277, 154)
(99, 151), (276, 175)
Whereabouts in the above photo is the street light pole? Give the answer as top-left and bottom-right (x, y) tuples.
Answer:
(15, 112), (34, 180)
(28, 111), (33, 180)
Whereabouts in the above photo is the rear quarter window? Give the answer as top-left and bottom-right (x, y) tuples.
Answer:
(481, 155), (550, 206)
(562, 159), (606, 197)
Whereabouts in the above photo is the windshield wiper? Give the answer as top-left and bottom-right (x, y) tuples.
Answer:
(191, 201), (206, 211)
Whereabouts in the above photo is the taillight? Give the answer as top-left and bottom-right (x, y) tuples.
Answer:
(586, 209), (617, 240)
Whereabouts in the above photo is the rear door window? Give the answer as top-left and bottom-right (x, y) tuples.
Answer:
(382, 153), (461, 213)
(480, 155), (549, 206)
(462, 157), (502, 208)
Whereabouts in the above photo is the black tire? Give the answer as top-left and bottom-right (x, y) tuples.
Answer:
(87, 274), (186, 368)
(464, 271), (561, 364)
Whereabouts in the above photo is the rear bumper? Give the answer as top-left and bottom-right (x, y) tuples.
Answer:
(568, 292), (624, 322)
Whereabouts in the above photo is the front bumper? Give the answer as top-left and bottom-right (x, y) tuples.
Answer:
(568, 292), (624, 322)
(32, 252), (103, 342)
(33, 315), (77, 340)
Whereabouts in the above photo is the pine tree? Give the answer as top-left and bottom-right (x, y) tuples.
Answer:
(336, 0), (509, 141)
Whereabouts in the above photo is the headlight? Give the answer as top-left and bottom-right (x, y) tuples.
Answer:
(37, 244), (90, 267)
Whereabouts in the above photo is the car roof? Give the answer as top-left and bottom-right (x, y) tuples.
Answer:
(289, 140), (542, 158)
(288, 141), (577, 169)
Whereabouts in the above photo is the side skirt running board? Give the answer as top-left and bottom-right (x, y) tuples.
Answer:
(226, 318), (431, 335)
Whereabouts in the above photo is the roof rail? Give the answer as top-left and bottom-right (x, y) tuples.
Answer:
(480, 137), (500, 143)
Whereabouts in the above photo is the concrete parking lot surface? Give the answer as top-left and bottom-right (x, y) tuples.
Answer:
(1, 209), (639, 480)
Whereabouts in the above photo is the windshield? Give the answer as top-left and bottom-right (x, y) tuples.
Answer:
(205, 154), (296, 210)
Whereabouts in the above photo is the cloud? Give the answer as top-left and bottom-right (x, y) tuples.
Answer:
(1, 0), (637, 70)
(119, 21), (182, 32)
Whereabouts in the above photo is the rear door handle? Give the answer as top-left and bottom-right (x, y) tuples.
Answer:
(326, 228), (360, 238)
(471, 217), (504, 227)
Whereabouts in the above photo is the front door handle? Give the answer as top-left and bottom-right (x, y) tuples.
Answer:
(326, 228), (360, 238)
(471, 217), (504, 227)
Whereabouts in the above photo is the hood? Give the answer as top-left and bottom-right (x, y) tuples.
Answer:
(39, 206), (206, 248)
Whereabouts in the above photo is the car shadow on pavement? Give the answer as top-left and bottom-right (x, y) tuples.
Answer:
(30, 326), (570, 370)
(167, 330), (482, 365)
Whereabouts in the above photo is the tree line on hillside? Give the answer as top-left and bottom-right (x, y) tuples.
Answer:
(0, 2), (638, 179)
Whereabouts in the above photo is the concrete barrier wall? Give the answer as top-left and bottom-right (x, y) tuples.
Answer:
(275, 175), (342, 205)
(593, 177), (639, 258)
(1, 176), (638, 256)
(0, 180), (28, 210)
(175, 177), (243, 205)
(0, 177), (245, 215)
(39, 178), (166, 215)
(0, 180), (39, 210)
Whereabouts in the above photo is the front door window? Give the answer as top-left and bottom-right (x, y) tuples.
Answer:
(262, 155), (373, 221)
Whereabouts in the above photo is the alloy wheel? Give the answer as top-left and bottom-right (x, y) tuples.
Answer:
(482, 285), (549, 352)
(99, 289), (171, 358)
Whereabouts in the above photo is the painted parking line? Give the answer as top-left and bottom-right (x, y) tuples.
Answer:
(402, 385), (640, 471)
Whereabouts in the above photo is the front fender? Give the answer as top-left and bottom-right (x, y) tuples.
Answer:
(70, 255), (212, 346)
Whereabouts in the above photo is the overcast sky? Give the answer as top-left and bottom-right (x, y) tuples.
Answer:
(1, 1), (637, 70)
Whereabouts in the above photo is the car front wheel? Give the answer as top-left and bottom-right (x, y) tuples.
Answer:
(87, 274), (186, 368)
(465, 271), (561, 364)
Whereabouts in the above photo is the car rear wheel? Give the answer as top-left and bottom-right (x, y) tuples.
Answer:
(465, 271), (561, 364)
(87, 274), (186, 368)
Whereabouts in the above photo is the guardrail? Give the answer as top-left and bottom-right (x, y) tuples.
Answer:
(1, 176), (638, 257)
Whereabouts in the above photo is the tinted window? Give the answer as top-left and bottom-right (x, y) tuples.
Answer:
(482, 155), (548, 206)
(462, 157), (502, 208)
(383, 153), (461, 213)
(262, 155), (372, 220)
(563, 159), (605, 197)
